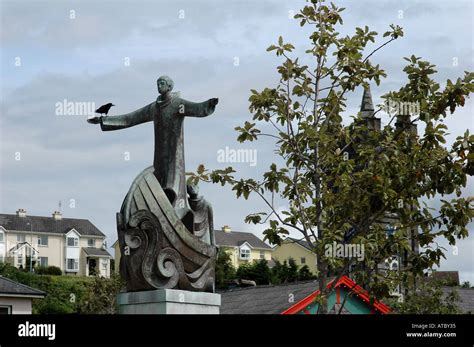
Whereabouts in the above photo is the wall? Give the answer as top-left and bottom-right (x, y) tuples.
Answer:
(0, 296), (32, 314)
(272, 242), (318, 275)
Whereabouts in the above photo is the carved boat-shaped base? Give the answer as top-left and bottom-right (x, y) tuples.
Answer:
(117, 166), (216, 292)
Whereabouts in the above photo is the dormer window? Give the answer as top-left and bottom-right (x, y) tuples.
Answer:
(67, 237), (78, 247)
(240, 248), (251, 260)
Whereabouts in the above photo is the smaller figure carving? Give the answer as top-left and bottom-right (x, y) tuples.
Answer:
(187, 184), (215, 247)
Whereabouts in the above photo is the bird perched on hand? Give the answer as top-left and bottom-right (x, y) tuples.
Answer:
(95, 103), (115, 115)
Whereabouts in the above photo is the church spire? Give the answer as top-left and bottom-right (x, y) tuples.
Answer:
(359, 85), (381, 130)
(360, 85), (374, 118)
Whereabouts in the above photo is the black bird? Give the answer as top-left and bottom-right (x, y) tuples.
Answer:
(95, 103), (115, 115)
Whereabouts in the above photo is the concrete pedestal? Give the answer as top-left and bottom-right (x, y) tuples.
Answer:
(117, 289), (221, 314)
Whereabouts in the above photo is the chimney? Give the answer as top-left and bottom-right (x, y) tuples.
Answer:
(395, 114), (417, 137)
(222, 225), (232, 233)
(52, 211), (62, 220)
(16, 208), (27, 218)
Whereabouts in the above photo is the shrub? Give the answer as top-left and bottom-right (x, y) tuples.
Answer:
(236, 259), (272, 285)
(215, 249), (236, 289)
(36, 266), (62, 276)
(298, 265), (314, 281)
(78, 273), (124, 314)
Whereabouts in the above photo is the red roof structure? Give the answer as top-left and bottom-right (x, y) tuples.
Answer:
(282, 275), (392, 314)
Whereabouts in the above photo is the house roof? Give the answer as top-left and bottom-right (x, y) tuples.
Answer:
(215, 230), (272, 250)
(0, 276), (45, 298)
(83, 247), (112, 257)
(430, 271), (460, 286)
(443, 287), (474, 314)
(282, 237), (314, 252)
(219, 280), (319, 314)
(0, 213), (105, 237)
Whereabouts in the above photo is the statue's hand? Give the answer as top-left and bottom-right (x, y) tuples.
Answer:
(87, 116), (102, 124)
(209, 98), (219, 107)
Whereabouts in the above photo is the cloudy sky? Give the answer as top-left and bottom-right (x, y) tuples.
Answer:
(1, 0), (473, 283)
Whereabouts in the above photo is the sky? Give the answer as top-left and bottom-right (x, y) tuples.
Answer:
(1, 0), (473, 283)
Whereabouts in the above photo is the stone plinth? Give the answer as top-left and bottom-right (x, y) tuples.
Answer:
(117, 289), (221, 314)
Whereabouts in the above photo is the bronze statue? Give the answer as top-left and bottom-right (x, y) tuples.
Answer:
(88, 76), (218, 292)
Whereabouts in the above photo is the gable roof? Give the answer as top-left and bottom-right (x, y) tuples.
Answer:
(8, 242), (38, 254)
(215, 230), (272, 250)
(219, 280), (319, 314)
(0, 213), (105, 237)
(282, 275), (391, 314)
(83, 247), (112, 257)
(0, 276), (45, 298)
(281, 237), (315, 252)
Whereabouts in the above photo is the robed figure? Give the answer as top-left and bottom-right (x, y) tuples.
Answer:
(88, 76), (218, 292)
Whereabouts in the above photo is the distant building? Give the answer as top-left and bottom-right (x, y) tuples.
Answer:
(0, 209), (111, 277)
(271, 237), (317, 275)
(113, 225), (273, 273)
(215, 226), (273, 268)
(0, 276), (45, 314)
(429, 271), (460, 286)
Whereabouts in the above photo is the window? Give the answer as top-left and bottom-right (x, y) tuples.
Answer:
(0, 232), (4, 242)
(0, 306), (12, 314)
(102, 261), (108, 270)
(87, 239), (96, 247)
(17, 254), (23, 267)
(301, 257), (306, 264)
(17, 234), (25, 242)
(67, 237), (78, 247)
(259, 250), (265, 259)
(66, 258), (79, 271)
(240, 248), (251, 260)
(37, 235), (48, 246)
(38, 257), (48, 267)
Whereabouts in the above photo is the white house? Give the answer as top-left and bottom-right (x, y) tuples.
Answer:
(0, 209), (112, 277)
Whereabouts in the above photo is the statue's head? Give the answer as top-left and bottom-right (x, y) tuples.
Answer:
(187, 184), (199, 199)
(157, 75), (174, 95)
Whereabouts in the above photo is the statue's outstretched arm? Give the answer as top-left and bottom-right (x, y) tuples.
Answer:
(182, 98), (218, 118)
(100, 102), (155, 131)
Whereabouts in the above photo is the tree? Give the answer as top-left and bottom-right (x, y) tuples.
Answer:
(390, 280), (461, 314)
(253, 258), (272, 285)
(298, 265), (314, 281)
(287, 258), (299, 282)
(215, 249), (236, 288)
(188, 0), (473, 313)
(461, 281), (471, 289)
(270, 260), (287, 284)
